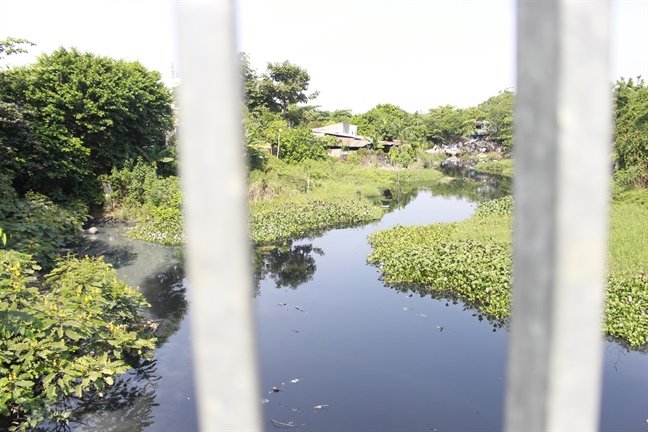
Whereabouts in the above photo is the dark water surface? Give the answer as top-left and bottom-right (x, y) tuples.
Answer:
(71, 182), (647, 431)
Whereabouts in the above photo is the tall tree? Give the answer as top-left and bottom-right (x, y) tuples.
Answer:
(425, 105), (472, 145)
(259, 61), (316, 116)
(476, 89), (515, 149)
(1, 47), (174, 202)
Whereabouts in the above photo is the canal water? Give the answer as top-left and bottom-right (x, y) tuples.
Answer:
(70, 176), (647, 431)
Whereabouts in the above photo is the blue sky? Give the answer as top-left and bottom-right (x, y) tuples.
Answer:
(1, 0), (647, 114)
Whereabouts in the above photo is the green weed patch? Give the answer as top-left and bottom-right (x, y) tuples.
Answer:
(368, 196), (648, 347)
(251, 198), (383, 244)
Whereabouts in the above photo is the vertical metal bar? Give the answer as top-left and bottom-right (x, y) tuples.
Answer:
(176, 3), (261, 431)
(505, 1), (611, 431)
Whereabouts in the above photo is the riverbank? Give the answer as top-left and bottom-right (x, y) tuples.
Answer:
(107, 157), (447, 246)
(368, 195), (648, 347)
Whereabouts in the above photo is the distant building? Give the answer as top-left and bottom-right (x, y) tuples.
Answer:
(311, 121), (399, 157)
(312, 121), (358, 136)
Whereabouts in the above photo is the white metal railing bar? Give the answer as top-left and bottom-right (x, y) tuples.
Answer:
(177, 2), (261, 431)
(506, 1), (611, 431)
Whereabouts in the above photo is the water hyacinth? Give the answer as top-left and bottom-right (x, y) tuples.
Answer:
(368, 196), (648, 347)
(250, 198), (383, 244)
(126, 216), (185, 246)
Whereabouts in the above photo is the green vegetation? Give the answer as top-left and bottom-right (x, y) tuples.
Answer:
(251, 199), (383, 244)
(247, 157), (446, 243)
(0, 42), (174, 205)
(2, 34), (647, 425)
(0, 251), (155, 430)
(369, 196), (648, 347)
(101, 160), (183, 245)
(473, 157), (515, 177)
(0, 185), (85, 270)
(0, 39), (170, 429)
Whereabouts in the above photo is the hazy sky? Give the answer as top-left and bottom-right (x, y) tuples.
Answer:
(1, 0), (647, 114)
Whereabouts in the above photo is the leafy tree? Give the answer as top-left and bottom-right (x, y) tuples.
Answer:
(309, 109), (353, 128)
(476, 89), (515, 149)
(613, 77), (648, 174)
(425, 105), (472, 145)
(277, 127), (327, 164)
(351, 104), (411, 141)
(0, 47), (174, 203)
(0, 38), (34, 63)
(0, 102), (44, 186)
(259, 61), (317, 117)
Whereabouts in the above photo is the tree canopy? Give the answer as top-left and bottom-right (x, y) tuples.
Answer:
(0, 47), (174, 203)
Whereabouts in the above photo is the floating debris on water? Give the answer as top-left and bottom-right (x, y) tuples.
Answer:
(270, 419), (305, 428)
(278, 302), (287, 306)
(415, 314), (427, 318)
(291, 408), (301, 413)
(405, 293), (413, 297)
(403, 307), (409, 311)
(291, 330), (299, 333)
(261, 398), (270, 404)
(294, 305), (306, 312)
(291, 379), (300, 383)
(312, 404), (329, 410)
(436, 326), (444, 331)
(271, 386), (280, 393)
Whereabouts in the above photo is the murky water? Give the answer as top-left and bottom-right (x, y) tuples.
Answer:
(69, 176), (647, 431)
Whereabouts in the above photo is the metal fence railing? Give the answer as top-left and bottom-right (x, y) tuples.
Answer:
(176, 2), (611, 430)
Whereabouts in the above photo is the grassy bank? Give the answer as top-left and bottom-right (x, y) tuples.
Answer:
(109, 157), (446, 246)
(368, 196), (648, 347)
(473, 156), (514, 177)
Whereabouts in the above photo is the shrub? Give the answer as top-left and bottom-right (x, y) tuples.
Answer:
(0, 252), (155, 430)
(0, 192), (86, 270)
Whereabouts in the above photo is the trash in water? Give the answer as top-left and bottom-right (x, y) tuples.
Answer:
(436, 326), (444, 332)
(291, 408), (301, 413)
(261, 398), (270, 404)
(270, 419), (305, 428)
(271, 386), (281, 393)
(312, 404), (329, 410)
(291, 379), (300, 383)
(278, 302), (287, 306)
(294, 306), (306, 312)
(405, 293), (413, 297)
(291, 330), (299, 333)
(415, 314), (427, 318)
(403, 307), (408, 311)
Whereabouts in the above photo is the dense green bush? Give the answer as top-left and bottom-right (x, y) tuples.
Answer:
(0, 192), (86, 270)
(0, 251), (156, 430)
(103, 160), (183, 246)
(278, 127), (328, 164)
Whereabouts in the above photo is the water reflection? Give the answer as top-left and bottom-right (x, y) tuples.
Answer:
(139, 265), (188, 347)
(36, 360), (160, 432)
(254, 242), (324, 293)
(370, 168), (511, 212)
(63, 226), (193, 431)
